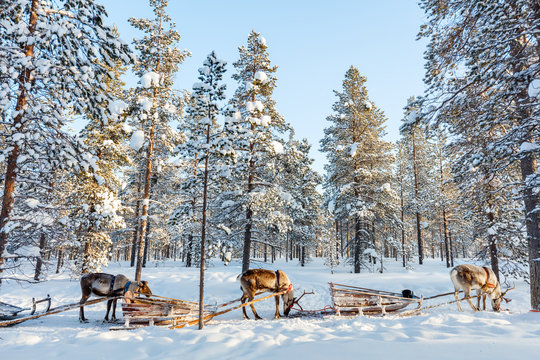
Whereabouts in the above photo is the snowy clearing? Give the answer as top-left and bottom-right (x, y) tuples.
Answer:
(1, 258), (539, 360)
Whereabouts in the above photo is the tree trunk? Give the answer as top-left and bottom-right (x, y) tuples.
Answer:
(400, 175), (406, 268)
(142, 220), (150, 268)
(198, 123), (211, 330)
(135, 119), (155, 281)
(354, 218), (361, 273)
(520, 154), (540, 310)
(442, 209), (450, 268)
(130, 174), (142, 267)
(186, 234), (193, 267)
(412, 131), (424, 265)
(0, 0), (38, 288)
(34, 233), (47, 281)
(448, 230), (455, 267)
(56, 249), (63, 274)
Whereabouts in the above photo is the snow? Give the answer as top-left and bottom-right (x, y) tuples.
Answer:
(108, 100), (128, 117)
(272, 140), (284, 154)
(349, 143), (358, 157)
(139, 97), (153, 112)
(24, 198), (40, 209)
(254, 71), (268, 82)
(129, 130), (145, 151)
(260, 115), (271, 126)
(364, 100), (373, 109)
(528, 79), (540, 98)
(1, 258), (538, 359)
(520, 142), (540, 153)
(140, 71), (160, 88)
(247, 101), (264, 112)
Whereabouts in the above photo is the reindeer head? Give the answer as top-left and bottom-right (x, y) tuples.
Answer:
(492, 283), (515, 311)
(134, 280), (152, 297)
(282, 285), (295, 316)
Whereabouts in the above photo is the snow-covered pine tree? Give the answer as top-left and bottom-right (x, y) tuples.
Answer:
(66, 57), (131, 274)
(170, 53), (232, 268)
(418, 0), (539, 307)
(321, 66), (396, 273)
(280, 135), (323, 266)
(168, 51), (230, 329)
(0, 0), (133, 286)
(128, 0), (188, 281)
(227, 31), (290, 272)
(399, 98), (438, 265)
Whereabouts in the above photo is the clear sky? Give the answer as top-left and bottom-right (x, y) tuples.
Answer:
(104, 0), (427, 175)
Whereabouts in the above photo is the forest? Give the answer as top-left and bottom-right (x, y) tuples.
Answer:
(0, 0), (538, 312)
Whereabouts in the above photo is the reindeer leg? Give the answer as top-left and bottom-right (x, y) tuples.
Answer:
(476, 289), (482, 311)
(454, 291), (463, 312)
(482, 293), (487, 311)
(249, 294), (263, 320)
(104, 299), (112, 322)
(464, 291), (478, 312)
(111, 298), (117, 321)
(274, 295), (280, 319)
(241, 294), (250, 320)
(79, 291), (90, 322)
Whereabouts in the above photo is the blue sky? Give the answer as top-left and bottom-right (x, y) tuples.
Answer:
(104, 0), (427, 174)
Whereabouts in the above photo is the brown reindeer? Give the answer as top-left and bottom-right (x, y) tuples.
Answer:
(450, 264), (513, 312)
(237, 269), (294, 320)
(79, 273), (152, 322)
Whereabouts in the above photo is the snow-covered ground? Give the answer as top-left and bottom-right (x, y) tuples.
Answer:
(1, 258), (539, 359)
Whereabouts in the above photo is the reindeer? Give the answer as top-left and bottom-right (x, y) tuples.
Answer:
(79, 273), (152, 322)
(237, 269), (294, 320)
(450, 264), (514, 312)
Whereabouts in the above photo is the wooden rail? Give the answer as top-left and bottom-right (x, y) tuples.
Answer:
(0, 297), (113, 327)
(170, 288), (292, 329)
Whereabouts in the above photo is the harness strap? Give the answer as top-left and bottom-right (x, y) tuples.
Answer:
(482, 267), (496, 289)
(123, 281), (132, 295)
(108, 275), (116, 295)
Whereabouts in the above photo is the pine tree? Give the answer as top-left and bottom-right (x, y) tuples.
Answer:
(128, 0), (188, 281)
(321, 66), (396, 273)
(67, 57), (131, 274)
(169, 51), (229, 329)
(228, 30), (290, 272)
(0, 0), (133, 286)
(418, 0), (539, 307)
(400, 99), (437, 265)
(280, 136), (323, 266)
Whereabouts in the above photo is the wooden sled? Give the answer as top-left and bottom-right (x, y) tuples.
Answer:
(329, 283), (423, 316)
(113, 294), (215, 330)
(0, 295), (51, 320)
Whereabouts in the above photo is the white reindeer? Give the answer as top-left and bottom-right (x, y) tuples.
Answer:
(450, 264), (513, 312)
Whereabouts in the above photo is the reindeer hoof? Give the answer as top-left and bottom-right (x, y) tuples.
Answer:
(79, 319), (89, 323)
(255, 316), (263, 320)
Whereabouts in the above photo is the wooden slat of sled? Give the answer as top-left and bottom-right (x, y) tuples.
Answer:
(120, 299), (213, 328)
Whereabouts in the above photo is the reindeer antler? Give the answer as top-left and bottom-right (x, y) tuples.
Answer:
(501, 282), (516, 298)
(291, 290), (315, 311)
(499, 282), (516, 305)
